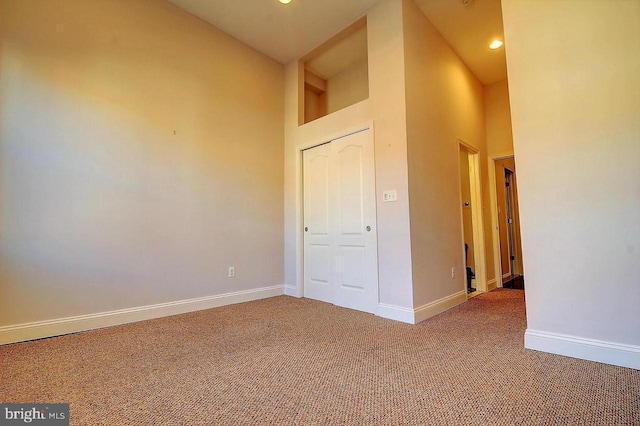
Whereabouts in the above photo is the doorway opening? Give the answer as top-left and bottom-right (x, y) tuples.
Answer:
(458, 142), (487, 297)
(493, 157), (524, 289)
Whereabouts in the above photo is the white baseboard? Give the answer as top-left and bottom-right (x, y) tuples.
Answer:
(377, 303), (414, 324)
(414, 290), (467, 324)
(378, 290), (467, 325)
(487, 279), (497, 291)
(0, 285), (284, 345)
(525, 329), (640, 370)
(284, 285), (300, 297)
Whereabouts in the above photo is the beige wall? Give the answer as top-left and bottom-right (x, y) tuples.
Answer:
(484, 78), (514, 286)
(0, 0), (284, 327)
(304, 86), (327, 123)
(402, 0), (490, 306)
(485, 79), (514, 158)
(503, 0), (640, 360)
(284, 0), (415, 311)
(326, 58), (369, 115)
(483, 178), (496, 285)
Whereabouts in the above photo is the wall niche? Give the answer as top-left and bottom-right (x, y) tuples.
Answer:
(300, 17), (369, 125)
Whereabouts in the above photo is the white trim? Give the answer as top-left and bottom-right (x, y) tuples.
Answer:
(487, 278), (497, 291)
(378, 291), (467, 325)
(298, 122), (374, 152)
(377, 303), (414, 324)
(525, 329), (640, 370)
(284, 285), (300, 297)
(0, 285), (284, 345)
(468, 149), (487, 293)
(457, 140), (487, 293)
(414, 291), (467, 323)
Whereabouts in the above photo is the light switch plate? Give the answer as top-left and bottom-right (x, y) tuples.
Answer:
(383, 190), (398, 202)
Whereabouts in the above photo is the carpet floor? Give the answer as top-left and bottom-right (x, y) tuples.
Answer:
(1, 289), (638, 425)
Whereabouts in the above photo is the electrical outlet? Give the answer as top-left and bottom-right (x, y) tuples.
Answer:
(451, 267), (456, 279)
(228, 267), (235, 278)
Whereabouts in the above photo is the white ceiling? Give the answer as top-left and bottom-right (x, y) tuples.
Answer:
(168, 0), (506, 85)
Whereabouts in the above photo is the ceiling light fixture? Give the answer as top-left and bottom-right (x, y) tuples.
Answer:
(278, 0), (292, 4)
(489, 40), (504, 50)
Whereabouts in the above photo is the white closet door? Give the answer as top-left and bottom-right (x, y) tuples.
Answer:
(303, 143), (333, 304)
(303, 129), (378, 314)
(330, 130), (378, 313)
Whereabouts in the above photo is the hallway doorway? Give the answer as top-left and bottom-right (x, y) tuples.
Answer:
(493, 157), (524, 289)
(458, 142), (487, 296)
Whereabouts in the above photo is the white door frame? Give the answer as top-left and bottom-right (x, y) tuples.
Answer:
(295, 122), (377, 309)
(457, 140), (487, 295)
(488, 152), (515, 288)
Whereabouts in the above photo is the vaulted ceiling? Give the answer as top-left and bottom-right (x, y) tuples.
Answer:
(167, 0), (506, 85)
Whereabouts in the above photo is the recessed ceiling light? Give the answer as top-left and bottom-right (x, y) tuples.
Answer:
(279, 0), (292, 4)
(489, 40), (504, 50)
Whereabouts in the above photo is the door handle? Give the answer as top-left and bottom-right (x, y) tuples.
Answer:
(366, 225), (371, 232)
(305, 227), (308, 232)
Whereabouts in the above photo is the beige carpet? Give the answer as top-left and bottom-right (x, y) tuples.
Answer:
(1, 289), (638, 425)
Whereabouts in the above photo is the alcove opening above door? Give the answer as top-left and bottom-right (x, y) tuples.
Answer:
(300, 17), (369, 125)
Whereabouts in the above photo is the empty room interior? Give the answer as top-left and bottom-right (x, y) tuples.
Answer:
(1, 0), (638, 424)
